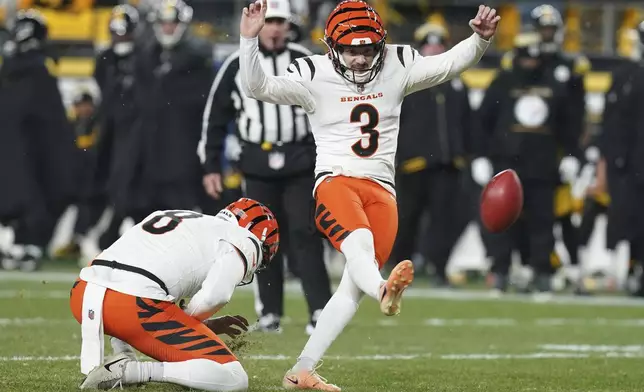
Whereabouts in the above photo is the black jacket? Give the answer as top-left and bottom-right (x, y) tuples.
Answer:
(0, 50), (77, 218)
(93, 47), (140, 204)
(474, 65), (583, 181)
(600, 60), (644, 183)
(397, 77), (472, 173)
(133, 35), (215, 187)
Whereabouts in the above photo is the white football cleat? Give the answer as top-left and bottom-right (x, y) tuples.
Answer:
(79, 353), (132, 390)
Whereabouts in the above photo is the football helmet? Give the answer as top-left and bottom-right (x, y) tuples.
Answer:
(529, 4), (564, 53)
(5, 9), (47, 55)
(109, 5), (139, 56)
(223, 198), (280, 272)
(150, 0), (193, 48)
(324, 0), (387, 85)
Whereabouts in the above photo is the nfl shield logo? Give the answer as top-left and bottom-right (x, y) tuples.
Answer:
(88, 309), (94, 320)
(268, 152), (285, 170)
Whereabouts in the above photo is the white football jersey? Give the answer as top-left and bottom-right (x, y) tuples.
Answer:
(239, 33), (490, 195)
(79, 210), (261, 302)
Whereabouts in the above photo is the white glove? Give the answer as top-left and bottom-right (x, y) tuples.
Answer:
(224, 134), (242, 162)
(559, 156), (580, 183)
(471, 157), (493, 186)
(584, 146), (600, 163)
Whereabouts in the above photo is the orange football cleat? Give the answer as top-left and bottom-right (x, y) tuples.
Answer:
(282, 367), (341, 391)
(379, 259), (414, 316)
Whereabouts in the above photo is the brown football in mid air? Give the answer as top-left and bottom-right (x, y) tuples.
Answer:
(480, 169), (523, 233)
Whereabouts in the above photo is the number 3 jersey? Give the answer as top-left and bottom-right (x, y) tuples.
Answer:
(79, 210), (261, 302)
(239, 34), (491, 195)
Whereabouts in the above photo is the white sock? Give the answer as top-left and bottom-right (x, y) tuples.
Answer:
(293, 270), (363, 372)
(163, 359), (248, 392)
(123, 360), (164, 384)
(340, 228), (385, 300)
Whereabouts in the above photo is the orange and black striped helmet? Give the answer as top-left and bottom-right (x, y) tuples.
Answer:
(225, 198), (280, 271)
(324, 0), (387, 84)
(325, 0), (386, 48)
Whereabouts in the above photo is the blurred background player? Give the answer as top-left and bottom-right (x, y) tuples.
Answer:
(57, 4), (143, 265)
(532, 4), (589, 288)
(499, 4), (590, 292)
(0, 9), (77, 272)
(575, 145), (610, 294)
(599, 19), (644, 297)
(472, 31), (582, 296)
(122, 0), (214, 223)
(91, 4), (141, 254)
(53, 89), (103, 261)
(199, 0), (332, 334)
(390, 21), (475, 288)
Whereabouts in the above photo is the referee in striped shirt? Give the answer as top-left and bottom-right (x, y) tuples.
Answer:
(197, 0), (331, 334)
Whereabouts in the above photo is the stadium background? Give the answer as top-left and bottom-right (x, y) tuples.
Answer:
(0, 0), (640, 282)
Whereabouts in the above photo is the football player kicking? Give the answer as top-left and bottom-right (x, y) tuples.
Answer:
(70, 198), (279, 391)
(238, 0), (500, 390)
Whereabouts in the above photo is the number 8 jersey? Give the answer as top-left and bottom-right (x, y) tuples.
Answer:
(79, 210), (262, 302)
(239, 34), (490, 195)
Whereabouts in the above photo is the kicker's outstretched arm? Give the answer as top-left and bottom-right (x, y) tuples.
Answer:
(405, 34), (490, 95)
(405, 4), (499, 95)
(239, 36), (316, 112)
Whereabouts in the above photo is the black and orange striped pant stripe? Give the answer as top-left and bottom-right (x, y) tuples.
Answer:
(70, 279), (237, 364)
(314, 175), (398, 268)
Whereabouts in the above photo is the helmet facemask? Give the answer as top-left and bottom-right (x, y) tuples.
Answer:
(323, 0), (387, 87)
(537, 25), (563, 54)
(325, 35), (386, 86)
(109, 5), (139, 56)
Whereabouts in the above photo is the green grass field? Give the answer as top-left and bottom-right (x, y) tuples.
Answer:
(1, 270), (644, 391)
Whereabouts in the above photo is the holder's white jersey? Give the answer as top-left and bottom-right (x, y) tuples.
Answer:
(79, 210), (261, 303)
(239, 34), (490, 195)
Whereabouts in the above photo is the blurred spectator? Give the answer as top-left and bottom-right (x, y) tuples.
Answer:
(519, 2), (565, 27)
(598, 20), (644, 296)
(0, 10), (77, 271)
(53, 89), (103, 261)
(472, 32), (582, 295)
(92, 4), (140, 252)
(126, 0), (215, 221)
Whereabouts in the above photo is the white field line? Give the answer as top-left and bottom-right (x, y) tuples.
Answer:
(2, 270), (644, 307)
(0, 271), (79, 282)
(0, 318), (73, 326)
(1, 286), (644, 309)
(413, 318), (644, 327)
(0, 290), (70, 299)
(539, 344), (644, 353)
(4, 316), (644, 328)
(2, 351), (644, 362)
